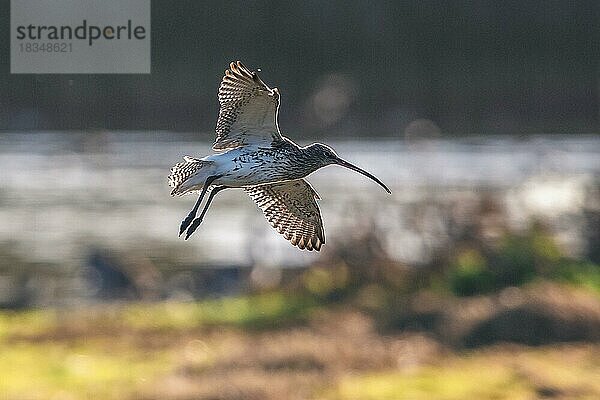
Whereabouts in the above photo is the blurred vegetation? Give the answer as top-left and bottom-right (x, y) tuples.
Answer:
(1, 291), (598, 399)
(0, 292), (318, 339)
(449, 224), (600, 296)
(1, 213), (599, 398)
(0, 293), (320, 398)
(323, 345), (600, 400)
(287, 219), (599, 303)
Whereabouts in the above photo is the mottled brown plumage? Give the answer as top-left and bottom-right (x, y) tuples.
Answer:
(215, 61), (282, 150)
(245, 180), (324, 251)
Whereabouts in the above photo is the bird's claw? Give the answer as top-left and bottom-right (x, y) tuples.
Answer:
(179, 215), (195, 236)
(184, 217), (203, 240)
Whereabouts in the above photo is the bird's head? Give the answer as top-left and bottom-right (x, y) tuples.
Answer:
(306, 143), (339, 166)
(306, 143), (391, 194)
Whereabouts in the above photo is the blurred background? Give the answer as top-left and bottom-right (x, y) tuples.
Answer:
(0, 1), (599, 399)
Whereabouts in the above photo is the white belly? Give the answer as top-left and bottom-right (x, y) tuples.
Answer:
(217, 163), (296, 187)
(205, 147), (303, 187)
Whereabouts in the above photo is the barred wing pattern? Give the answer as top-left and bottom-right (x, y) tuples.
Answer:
(168, 156), (206, 196)
(214, 61), (283, 150)
(245, 180), (325, 251)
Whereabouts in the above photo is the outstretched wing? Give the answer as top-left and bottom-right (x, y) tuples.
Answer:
(245, 179), (325, 251)
(214, 61), (283, 151)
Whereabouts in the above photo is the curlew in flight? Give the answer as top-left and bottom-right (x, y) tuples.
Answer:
(169, 61), (391, 251)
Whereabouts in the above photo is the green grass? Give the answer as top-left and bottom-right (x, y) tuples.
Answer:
(553, 261), (600, 293)
(0, 292), (318, 399)
(0, 308), (59, 340)
(0, 292), (317, 339)
(328, 364), (529, 399)
(323, 347), (600, 400)
(0, 341), (173, 400)
(1, 291), (598, 400)
(122, 292), (317, 330)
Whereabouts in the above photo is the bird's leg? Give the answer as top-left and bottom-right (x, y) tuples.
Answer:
(179, 175), (222, 236)
(179, 190), (205, 236)
(185, 185), (229, 240)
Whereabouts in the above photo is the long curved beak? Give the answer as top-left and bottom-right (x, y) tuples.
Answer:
(335, 158), (391, 194)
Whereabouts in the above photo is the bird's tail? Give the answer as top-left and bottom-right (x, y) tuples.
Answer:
(168, 156), (209, 196)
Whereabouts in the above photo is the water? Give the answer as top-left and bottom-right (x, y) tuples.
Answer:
(0, 132), (598, 269)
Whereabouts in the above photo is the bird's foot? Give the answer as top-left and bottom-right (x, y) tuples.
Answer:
(184, 217), (203, 240)
(179, 214), (196, 236)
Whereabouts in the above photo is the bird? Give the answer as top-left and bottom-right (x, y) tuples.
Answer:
(169, 61), (391, 251)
